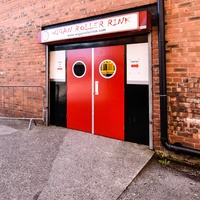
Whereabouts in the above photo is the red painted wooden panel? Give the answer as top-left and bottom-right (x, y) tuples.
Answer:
(94, 46), (124, 140)
(67, 48), (92, 133)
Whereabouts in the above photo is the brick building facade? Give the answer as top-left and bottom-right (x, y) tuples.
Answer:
(0, 0), (200, 157)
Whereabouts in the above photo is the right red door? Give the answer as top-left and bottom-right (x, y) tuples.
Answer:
(94, 46), (125, 140)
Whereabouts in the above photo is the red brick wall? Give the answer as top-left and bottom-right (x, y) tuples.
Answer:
(165, 0), (200, 150)
(1, 0), (199, 151)
(0, 0), (155, 86)
(152, 26), (161, 149)
(0, 0), (158, 137)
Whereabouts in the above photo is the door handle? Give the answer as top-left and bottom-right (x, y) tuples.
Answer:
(95, 81), (99, 95)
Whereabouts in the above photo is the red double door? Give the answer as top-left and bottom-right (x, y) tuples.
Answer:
(67, 46), (124, 140)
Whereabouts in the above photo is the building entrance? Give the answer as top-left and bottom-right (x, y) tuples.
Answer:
(67, 45), (124, 140)
(49, 37), (151, 146)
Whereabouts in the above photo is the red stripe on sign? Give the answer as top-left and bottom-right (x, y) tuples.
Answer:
(57, 68), (62, 70)
(131, 64), (139, 68)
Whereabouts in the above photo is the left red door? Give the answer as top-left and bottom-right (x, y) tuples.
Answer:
(67, 48), (92, 132)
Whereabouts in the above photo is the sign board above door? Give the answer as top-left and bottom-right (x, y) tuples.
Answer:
(38, 11), (151, 44)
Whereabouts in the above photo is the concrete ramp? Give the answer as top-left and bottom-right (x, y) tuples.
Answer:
(38, 130), (154, 200)
(0, 125), (17, 135)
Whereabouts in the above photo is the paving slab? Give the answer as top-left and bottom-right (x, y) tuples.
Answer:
(0, 120), (154, 200)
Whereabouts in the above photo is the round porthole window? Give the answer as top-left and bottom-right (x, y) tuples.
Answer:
(72, 61), (86, 78)
(99, 59), (116, 78)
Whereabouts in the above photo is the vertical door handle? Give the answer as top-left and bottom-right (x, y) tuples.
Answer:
(95, 81), (99, 95)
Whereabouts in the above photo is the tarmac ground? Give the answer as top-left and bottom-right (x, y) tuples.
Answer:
(0, 119), (153, 200)
(0, 119), (199, 200)
(118, 155), (200, 200)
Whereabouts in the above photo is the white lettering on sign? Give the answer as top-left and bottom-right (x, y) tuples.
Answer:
(39, 13), (139, 43)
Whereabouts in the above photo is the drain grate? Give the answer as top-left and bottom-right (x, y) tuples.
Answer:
(0, 125), (18, 135)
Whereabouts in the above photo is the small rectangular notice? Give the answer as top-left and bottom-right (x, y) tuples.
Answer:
(126, 43), (149, 84)
(50, 50), (66, 82)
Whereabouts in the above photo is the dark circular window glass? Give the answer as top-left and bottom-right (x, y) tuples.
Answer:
(72, 61), (86, 78)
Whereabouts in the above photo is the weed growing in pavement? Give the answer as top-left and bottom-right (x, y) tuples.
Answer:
(158, 155), (170, 166)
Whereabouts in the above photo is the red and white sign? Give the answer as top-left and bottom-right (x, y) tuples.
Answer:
(50, 50), (66, 82)
(38, 12), (144, 44)
(126, 43), (149, 84)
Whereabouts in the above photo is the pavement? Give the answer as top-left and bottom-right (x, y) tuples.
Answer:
(0, 119), (154, 200)
(118, 156), (200, 200)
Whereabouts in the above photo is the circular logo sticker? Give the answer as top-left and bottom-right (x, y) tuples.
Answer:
(42, 31), (49, 42)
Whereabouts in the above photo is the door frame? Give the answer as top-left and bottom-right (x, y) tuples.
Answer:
(148, 33), (153, 150)
(46, 34), (153, 149)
